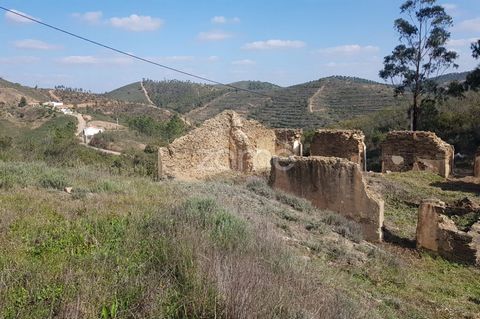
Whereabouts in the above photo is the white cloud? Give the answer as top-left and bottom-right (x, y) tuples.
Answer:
(4, 9), (37, 24)
(207, 55), (220, 62)
(317, 44), (379, 55)
(455, 18), (480, 32)
(109, 14), (164, 32)
(198, 30), (232, 41)
(441, 3), (457, 10)
(72, 11), (103, 25)
(161, 56), (195, 62)
(448, 38), (480, 47)
(0, 56), (40, 64)
(243, 39), (306, 50)
(60, 56), (99, 64)
(14, 39), (61, 50)
(232, 59), (256, 65)
(59, 55), (133, 65)
(211, 16), (240, 24)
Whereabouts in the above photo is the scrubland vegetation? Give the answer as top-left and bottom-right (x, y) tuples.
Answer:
(0, 106), (479, 318)
(1, 156), (480, 318)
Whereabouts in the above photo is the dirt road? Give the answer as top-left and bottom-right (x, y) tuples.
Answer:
(308, 85), (325, 113)
(140, 81), (155, 105)
(48, 90), (61, 102)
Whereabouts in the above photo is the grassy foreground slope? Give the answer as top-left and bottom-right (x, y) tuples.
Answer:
(1, 160), (480, 318)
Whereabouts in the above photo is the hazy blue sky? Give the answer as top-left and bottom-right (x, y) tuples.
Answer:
(1, 0), (479, 92)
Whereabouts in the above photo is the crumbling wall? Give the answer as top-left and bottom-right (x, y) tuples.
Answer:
(416, 199), (480, 266)
(274, 129), (303, 156)
(310, 130), (366, 170)
(475, 147), (480, 178)
(269, 156), (384, 242)
(158, 111), (278, 180)
(381, 131), (454, 178)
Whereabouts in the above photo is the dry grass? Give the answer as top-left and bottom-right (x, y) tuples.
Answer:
(1, 163), (479, 318)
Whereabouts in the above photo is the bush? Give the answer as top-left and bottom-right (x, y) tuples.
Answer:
(322, 212), (363, 243)
(180, 197), (249, 250)
(38, 171), (68, 190)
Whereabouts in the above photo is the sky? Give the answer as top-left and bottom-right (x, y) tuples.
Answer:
(0, 0), (479, 92)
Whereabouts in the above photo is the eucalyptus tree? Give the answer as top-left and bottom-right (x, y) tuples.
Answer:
(380, 0), (458, 131)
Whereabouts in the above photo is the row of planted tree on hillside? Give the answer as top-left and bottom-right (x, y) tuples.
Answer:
(380, 0), (480, 131)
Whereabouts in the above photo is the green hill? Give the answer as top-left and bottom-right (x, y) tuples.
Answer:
(237, 76), (407, 129)
(227, 80), (281, 91)
(104, 81), (150, 104)
(0, 77), (50, 104)
(141, 79), (227, 113)
(432, 72), (470, 85)
(89, 76), (408, 129)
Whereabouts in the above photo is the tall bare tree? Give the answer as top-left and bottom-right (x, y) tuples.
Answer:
(380, 0), (458, 131)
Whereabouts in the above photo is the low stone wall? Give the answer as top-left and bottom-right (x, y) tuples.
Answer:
(416, 199), (480, 266)
(381, 131), (454, 178)
(310, 130), (366, 170)
(475, 147), (480, 178)
(269, 156), (384, 242)
(158, 111), (301, 180)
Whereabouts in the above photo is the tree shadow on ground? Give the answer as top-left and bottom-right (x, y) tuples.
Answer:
(430, 180), (480, 196)
(382, 227), (416, 249)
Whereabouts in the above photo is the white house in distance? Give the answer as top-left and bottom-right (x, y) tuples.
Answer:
(42, 101), (64, 108)
(83, 126), (104, 144)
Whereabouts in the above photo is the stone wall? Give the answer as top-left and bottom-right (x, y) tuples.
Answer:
(310, 130), (366, 170)
(416, 199), (480, 266)
(158, 111), (301, 180)
(274, 129), (303, 156)
(269, 156), (384, 242)
(475, 147), (480, 178)
(381, 131), (454, 178)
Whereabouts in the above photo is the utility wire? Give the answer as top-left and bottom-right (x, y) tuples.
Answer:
(0, 6), (278, 99)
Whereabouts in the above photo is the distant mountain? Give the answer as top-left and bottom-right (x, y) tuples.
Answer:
(104, 76), (409, 129)
(227, 81), (281, 91)
(2, 75), (410, 129)
(432, 72), (470, 85)
(249, 76), (408, 129)
(0, 77), (50, 105)
(105, 82), (151, 104)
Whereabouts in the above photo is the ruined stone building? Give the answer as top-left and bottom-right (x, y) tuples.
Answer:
(381, 131), (454, 178)
(416, 199), (480, 266)
(274, 129), (303, 157)
(269, 156), (384, 242)
(158, 111), (302, 180)
(310, 129), (366, 170)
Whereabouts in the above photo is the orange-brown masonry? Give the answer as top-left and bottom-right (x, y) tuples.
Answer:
(416, 199), (480, 266)
(310, 130), (366, 170)
(381, 131), (454, 178)
(269, 156), (384, 242)
(158, 111), (302, 180)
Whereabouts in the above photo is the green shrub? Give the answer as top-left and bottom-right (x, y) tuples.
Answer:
(322, 212), (363, 243)
(38, 171), (68, 190)
(180, 197), (249, 250)
(210, 210), (249, 250)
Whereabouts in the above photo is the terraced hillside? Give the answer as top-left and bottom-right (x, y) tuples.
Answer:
(249, 76), (408, 129)
(186, 90), (270, 122)
(141, 79), (227, 113)
(250, 83), (327, 129)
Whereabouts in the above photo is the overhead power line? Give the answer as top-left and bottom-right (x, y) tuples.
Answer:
(0, 6), (275, 98)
